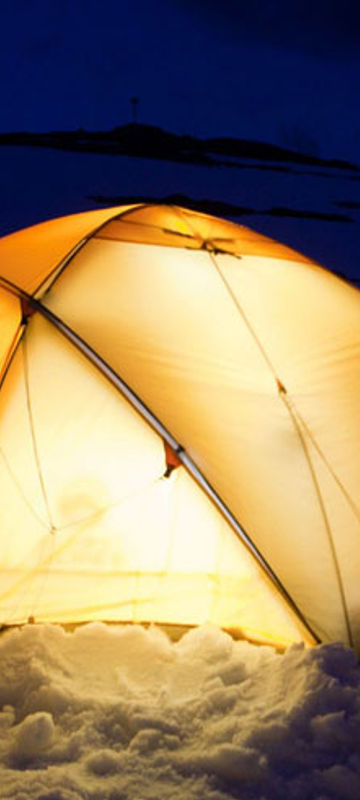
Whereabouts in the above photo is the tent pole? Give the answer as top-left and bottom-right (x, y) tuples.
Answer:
(0, 276), (321, 646)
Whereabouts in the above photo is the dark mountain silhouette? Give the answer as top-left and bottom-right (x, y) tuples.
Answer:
(0, 123), (358, 172)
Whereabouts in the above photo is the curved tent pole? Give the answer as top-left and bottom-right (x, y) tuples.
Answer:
(34, 203), (150, 298)
(0, 275), (320, 645)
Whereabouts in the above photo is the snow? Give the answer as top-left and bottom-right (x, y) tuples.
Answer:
(1, 622), (360, 799)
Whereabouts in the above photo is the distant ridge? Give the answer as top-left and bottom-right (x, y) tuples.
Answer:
(0, 123), (357, 172)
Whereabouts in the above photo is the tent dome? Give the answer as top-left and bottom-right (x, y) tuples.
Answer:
(0, 204), (359, 651)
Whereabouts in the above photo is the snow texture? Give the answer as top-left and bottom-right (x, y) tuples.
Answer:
(0, 623), (359, 799)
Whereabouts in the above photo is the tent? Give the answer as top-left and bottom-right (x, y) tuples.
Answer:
(0, 204), (359, 651)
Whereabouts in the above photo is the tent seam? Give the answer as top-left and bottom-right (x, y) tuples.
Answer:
(22, 335), (55, 532)
(0, 275), (320, 645)
(33, 204), (146, 299)
(280, 392), (353, 647)
(205, 245), (354, 647)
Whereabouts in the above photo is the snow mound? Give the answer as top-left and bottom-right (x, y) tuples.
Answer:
(1, 622), (360, 799)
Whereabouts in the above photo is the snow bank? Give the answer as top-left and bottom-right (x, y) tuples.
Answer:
(0, 622), (360, 799)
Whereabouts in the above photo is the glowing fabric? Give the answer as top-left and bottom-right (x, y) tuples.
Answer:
(0, 205), (359, 650)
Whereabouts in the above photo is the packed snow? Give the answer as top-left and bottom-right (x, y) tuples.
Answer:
(1, 622), (360, 799)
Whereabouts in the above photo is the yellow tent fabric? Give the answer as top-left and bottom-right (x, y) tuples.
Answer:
(0, 204), (359, 651)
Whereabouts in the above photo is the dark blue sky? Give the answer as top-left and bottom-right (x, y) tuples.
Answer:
(1, 0), (360, 162)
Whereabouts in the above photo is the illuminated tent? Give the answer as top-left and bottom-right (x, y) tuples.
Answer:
(0, 204), (359, 651)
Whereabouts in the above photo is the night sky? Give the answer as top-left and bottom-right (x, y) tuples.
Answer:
(1, 0), (360, 162)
